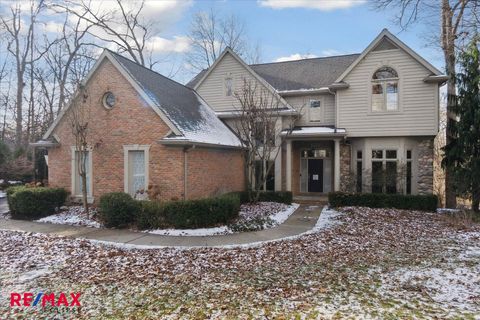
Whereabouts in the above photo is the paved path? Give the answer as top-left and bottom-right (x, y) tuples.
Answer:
(0, 197), (8, 216)
(0, 202), (323, 248)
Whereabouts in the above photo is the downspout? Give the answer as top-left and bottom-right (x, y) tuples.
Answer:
(183, 145), (195, 200)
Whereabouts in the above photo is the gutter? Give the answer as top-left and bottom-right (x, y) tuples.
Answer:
(158, 139), (245, 150)
(423, 75), (449, 84)
(215, 108), (299, 119)
(277, 87), (330, 97)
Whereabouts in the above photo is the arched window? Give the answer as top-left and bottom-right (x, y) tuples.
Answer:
(371, 67), (398, 111)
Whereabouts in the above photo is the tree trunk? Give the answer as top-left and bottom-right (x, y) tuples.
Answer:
(442, 0), (457, 208)
(81, 172), (89, 218)
(15, 75), (23, 148)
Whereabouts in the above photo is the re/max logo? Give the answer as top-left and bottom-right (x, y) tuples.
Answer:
(10, 292), (81, 307)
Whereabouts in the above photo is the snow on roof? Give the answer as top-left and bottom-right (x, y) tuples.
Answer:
(282, 126), (347, 136)
(108, 50), (242, 148)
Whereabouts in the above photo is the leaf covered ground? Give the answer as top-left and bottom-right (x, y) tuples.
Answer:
(1, 207), (479, 319)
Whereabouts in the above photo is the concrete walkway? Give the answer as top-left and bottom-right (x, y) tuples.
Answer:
(0, 200), (323, 248)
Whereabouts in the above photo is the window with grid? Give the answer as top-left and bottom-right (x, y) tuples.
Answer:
(371, 149), (398, 194)
(371, 67), (399, 112)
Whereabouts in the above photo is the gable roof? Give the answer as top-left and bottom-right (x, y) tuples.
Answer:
(250, 54), (360, 91)
(186, 54), (359, 91)
(43, 49), (242, 148)
(335, 29), (443, 82)
(190, 48), (295, 110)
(188, 29), (445, 92)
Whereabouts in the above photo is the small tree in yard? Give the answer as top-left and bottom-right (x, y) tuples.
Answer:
(443, 37), (480, 213)
(234, 78), (298, 202)
(67, 84), (91, 216)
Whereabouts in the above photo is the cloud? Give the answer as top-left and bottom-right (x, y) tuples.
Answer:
(258, 0), (366, 11)
(146, 36), (191, 54)
(320, 49), (344, 56)
(274, 53), (317, 62)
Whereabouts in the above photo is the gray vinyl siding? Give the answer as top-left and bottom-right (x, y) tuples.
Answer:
(337, 48), (439, 137)
(196, 52), (281, 112)
(285, 94), (335, 126)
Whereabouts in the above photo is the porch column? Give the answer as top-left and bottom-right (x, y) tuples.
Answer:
(334, 139), (341, 191)
(286, 140), (292, 191)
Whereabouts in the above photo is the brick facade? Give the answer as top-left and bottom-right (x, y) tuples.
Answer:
(48, 59), (244, 201)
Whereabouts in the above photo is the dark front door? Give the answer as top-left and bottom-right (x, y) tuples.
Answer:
(308, 159), (323, 192)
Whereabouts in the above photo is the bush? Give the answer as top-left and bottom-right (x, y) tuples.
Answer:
(328, 192), (438, 212)
(99, 192), (140, 228)
(136, 200), (167, 230)
(229, 191), (293, 205)
(136, 194), (240, 230)
(7, 186), (68, 219)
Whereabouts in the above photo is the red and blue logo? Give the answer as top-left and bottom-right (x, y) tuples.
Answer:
(10, 292), (81, 307)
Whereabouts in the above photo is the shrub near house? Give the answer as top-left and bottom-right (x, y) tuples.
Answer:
(328, 192), (438, 212)
(99, 192), (241, 230)
(7, 186), (68, 219)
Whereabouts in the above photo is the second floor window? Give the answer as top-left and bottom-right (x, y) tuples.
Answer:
(309, 99), (322, 122)
(371, 67), (398, 112)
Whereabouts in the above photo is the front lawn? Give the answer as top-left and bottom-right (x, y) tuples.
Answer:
(1, 207), (479, 319)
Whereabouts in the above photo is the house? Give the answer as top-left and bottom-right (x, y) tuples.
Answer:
(34, 49), (245, 202)
(188, 29), (446, 196)
(35, 28), (445, 202)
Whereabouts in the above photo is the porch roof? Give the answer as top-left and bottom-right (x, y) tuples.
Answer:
(281, 126), (347, 138)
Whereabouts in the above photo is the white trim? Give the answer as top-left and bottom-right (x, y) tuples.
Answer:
(42, 50), (182, 140)
(70, 146), (94, 201)
(123, 145), (150, 195)
(286, 140), (292, 191)
(193, 47), (295, 112)
(334, 139), (340, 191)
(335, 29), (443, 83)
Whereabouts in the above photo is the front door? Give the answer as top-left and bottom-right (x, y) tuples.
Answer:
(308, 159), (323, 192)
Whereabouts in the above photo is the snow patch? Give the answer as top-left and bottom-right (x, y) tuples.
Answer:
(313, 206), (343, 231)
(147, 226), (230, 236)
(36, 206), (102, 228)
(145, 203), (300, 236)
(0, 191), (5, 199)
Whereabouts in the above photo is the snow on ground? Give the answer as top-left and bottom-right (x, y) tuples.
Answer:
(146, 202), (299, 236)
(0, 191), (5, 199)
(35, 206), (102, 228)
(30, 202), (299, 236)
(312, 206), (343, 231)
(147, 226), (230, 236)
(1, 207), (479, 318)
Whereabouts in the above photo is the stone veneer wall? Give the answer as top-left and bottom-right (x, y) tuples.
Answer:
(417, 138), (434, 194)
(339, 142), (352, 192)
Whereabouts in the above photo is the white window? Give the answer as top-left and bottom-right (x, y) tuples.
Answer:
(71, 148), (93, 198)
(225, 76), (233, 96)
(371, 67), (398, 112)
(309, 99), (322, 122)
(123, 145), (150, 196)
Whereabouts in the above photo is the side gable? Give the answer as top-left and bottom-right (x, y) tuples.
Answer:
(193, 48), (293, 112)
(43, 51), (181, 140)
(335, 29), (443, 84)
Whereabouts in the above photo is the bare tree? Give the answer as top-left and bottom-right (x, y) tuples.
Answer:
(0, 0), (45, 147)
(233, 78), (297, 202)
(186, 9), (260, 71)
(67, 85), (91, 215)
(372, 0), (480, 207)
(53, 0), (159, 68)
